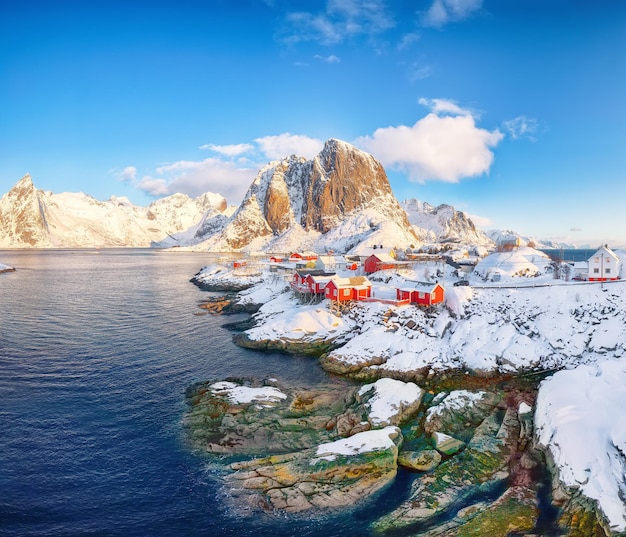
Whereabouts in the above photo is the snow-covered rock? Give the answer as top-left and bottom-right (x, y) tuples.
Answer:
(536, 359), (626, 532)
(0, 262), (15, 273)
(486, 229), (575, 250)
(473, 247), (552, 282)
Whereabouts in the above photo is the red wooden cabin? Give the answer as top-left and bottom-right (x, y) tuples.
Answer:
(396, 283), (444, 306)
(325, 277), (372, 302)
(364, 253), (397, 274)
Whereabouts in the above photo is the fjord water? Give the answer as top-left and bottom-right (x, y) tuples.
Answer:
(0, 250), (378, 537)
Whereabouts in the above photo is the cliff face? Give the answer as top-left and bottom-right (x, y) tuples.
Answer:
(303, 139), (397, 233)
(216, 139), (419, 251)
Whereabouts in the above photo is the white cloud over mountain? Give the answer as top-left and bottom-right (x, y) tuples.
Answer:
(254, 133), (324, 160)
(124, 99), (503, 204)
(355, 98), (503, 183)
(199, 143), (254, 156)
(129, 134), (325, 204)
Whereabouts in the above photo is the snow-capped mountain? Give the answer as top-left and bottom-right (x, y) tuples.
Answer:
(485, 229), (575, 250)
(401, 199), (494, 247)
(195, 139), (420, 253)
(0, 174), (227, 248)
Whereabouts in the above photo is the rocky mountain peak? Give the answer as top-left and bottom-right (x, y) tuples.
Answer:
(303, 139), (399, 233)
(9, 173), (37, 200)
(212, 138), (418, 251)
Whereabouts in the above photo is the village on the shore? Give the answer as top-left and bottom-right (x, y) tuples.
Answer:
(225, 243), (626, 315)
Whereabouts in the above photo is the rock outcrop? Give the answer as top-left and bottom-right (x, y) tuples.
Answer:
(228, 427), (401, 513)
(183, 378), (423, 512)
(372, 389), (540, 535)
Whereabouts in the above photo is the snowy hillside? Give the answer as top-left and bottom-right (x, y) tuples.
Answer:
(0, 174), (227, 248)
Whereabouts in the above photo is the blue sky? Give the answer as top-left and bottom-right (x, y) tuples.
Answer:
(1, 0), (625, 247)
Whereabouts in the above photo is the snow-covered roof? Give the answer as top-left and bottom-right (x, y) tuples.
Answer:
(295, 269), (334, 277)
(589, 245), (620, 262)
(397, 281), (443, 293)
(309, 274), (336, 283)
(317, 255), (346, 263)
(367, 252), (396, 263)
(329, 276), (371, 288)
(355, 246), (396, 257)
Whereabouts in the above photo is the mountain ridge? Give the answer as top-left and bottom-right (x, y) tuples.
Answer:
(0, 142), (568, 252)
(0, 173), (227, 248)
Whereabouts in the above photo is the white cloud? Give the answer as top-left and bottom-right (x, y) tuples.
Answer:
(139, 158), (256, 204)
(398, 32), (420, 50)
(254, 133), (325, 160)
(408, 62), (433, 82)
(422, 0), (482, 28)
(355, 100), (503, 183)
(502, 115), (543, 141)
(137, 176), (169, 197)
(418, 97), (472, 116)
(280, 0), (394, 45)
(466, 212), (493, 228)
(199, 143), (254, 156)
(130, 132), (329, 203)
(314, 54), (341, 63)
(112, 166), (137, 182)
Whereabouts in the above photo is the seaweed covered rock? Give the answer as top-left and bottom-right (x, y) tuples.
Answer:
(184, 379), (353, 455)
(416, 486), (538, 537)
(372, 393), (534, 534)
(229, 427), (402, 512)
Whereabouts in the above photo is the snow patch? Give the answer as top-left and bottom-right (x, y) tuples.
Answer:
(311, 426), (400, 463)
(209, 381), (287, 405)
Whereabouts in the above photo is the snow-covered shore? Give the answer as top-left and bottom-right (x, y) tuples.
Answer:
(237, 277), (626, 379)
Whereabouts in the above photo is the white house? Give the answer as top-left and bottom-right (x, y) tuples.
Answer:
(315, 255), (347, 272)
(588, 245), (620, 282)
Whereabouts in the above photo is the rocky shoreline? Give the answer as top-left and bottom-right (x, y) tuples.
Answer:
(188, 275), (625, 536)
(184, 375), (600, 535)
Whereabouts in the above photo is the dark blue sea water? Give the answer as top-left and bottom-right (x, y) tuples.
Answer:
(540, 248), (597, 263)
(0, 250), (398, 537)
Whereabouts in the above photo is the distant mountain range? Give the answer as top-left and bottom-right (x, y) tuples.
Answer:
(0, 174), (227, 248)
(0, 140), (573, 252)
